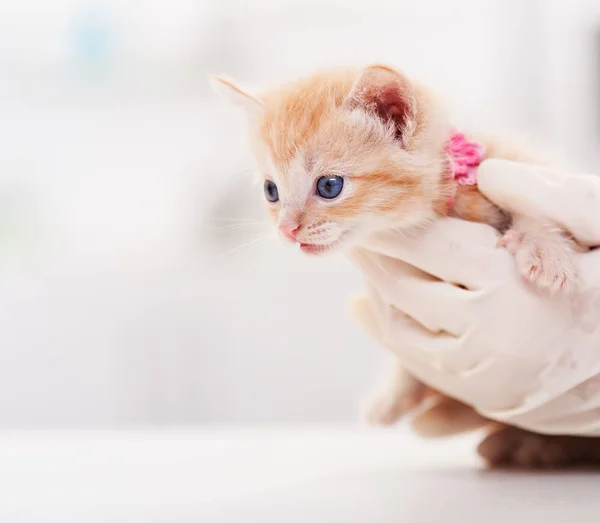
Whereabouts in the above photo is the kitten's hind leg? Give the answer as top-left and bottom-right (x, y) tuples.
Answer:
(478, 425), (600, 469)
(364, 361), (426, 426)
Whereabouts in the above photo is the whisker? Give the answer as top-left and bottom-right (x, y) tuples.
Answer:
(221, 232), (276, 257)
(205, 222), (270, 232)
(206, 217), (269, 224)
(364, 250), (393, 278)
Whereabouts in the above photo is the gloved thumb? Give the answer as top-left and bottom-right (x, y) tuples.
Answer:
(478, 159), (600, 246)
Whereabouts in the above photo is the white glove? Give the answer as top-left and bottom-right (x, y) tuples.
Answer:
(350, 159), (600, 436)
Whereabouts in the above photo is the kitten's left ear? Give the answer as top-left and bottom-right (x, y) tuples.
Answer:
(345, 65), (417, 144)
(211, 76), (264, 117)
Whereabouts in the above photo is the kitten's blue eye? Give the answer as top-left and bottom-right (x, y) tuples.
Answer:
(316, 176), (344, 199)
(264, 180), (279, 202)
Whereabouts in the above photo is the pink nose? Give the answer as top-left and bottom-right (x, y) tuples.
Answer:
(279, 223), (300, 240)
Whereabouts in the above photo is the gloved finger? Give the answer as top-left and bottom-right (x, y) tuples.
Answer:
(577, 248), (600, 287)
(411, 396), (489, 437)
(357, 218), (510, 289)
(350, 249), (471, 337)
(478, 159), (600, 246)
(348, 293), (384, 344)
(349, 292), (461, 359)
(350, 295), (488, 406)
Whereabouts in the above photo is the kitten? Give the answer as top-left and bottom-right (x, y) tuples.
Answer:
(212, 65), (592, 467)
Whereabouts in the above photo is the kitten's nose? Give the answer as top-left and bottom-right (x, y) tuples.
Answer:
(279, 223), (300, 240)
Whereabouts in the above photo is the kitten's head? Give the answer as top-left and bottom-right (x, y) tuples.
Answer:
(212, 65), (450, 255)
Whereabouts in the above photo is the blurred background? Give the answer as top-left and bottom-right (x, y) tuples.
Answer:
(1, 0), (599, 428)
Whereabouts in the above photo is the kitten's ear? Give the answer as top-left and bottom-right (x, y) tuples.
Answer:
(345, 65), (417, 143)
(211, 76), (263, 117)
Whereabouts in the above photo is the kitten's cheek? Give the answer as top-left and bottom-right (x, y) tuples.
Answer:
(267, 208), (279, 221)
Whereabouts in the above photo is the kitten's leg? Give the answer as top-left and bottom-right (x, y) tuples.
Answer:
(364, 361), (426, 425)
(498, 215), (579, 294)
(411, 396), (490, 437)
(478, 425), (600, 468)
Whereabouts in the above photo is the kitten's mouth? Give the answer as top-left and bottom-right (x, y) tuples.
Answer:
(298, 242), (334, 254)
(297, 232), (349, 255)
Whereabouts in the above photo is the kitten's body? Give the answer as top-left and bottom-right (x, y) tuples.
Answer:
(213, 65), (594, 468)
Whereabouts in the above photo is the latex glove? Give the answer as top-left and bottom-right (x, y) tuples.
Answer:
(350, 159), (600, 436)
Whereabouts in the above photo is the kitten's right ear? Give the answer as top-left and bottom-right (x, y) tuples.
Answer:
(345, 65), (417, 145)
(210, 76), (263, 117)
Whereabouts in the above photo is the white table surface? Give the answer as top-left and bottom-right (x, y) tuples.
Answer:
(1, 426), (599, 522)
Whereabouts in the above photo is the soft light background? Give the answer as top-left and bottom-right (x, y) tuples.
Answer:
(1, 0), (599, 427)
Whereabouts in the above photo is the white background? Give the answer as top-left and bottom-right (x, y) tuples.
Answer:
(1, 0), (599, 427)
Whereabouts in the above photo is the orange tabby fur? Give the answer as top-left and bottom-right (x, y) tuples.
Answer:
(213, 65), (594, 468)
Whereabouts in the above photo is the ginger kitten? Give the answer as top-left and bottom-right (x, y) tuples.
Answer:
(212, 65), (592, 468)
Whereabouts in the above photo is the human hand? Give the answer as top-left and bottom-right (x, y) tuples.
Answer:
(350, 160), (600, 436)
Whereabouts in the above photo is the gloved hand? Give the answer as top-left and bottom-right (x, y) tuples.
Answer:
(350, 159), (600, 436)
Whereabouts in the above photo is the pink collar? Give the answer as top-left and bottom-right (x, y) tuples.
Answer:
(444, 131), (484, 207)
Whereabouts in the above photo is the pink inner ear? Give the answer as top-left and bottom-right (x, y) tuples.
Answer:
(348, 69), (413, 142)
(371, 85), (410, 138)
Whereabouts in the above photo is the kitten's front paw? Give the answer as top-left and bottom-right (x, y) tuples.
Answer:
(515, 242), (578, 294)
(364, 386), (425, 426)
(498, 229), (578, 295)
(496, 229), (524, 254)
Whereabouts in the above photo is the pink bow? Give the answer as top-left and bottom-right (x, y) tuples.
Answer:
(445, 132), (484, 186)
